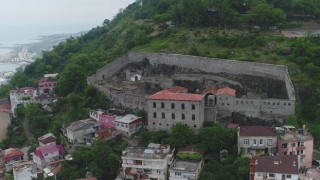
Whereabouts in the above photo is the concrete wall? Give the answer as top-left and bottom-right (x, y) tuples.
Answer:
(147, 99), (205, 133)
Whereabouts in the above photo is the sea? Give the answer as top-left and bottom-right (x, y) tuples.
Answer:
(0, 24), (95, 73)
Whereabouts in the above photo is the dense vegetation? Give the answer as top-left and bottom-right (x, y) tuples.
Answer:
(1, 0), (320, 178)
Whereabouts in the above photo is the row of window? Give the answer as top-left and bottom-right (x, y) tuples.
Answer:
(281, 141), (304, 148)
(243, 139), (273, 146)
(257, 173), (291, 179)
(236, 100), (292, 106)
(151, 122), (197, 128)
(153, 112), (196, 120)
(153, 102), (196, 110)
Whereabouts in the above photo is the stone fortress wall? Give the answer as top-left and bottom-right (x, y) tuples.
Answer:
(88, 52), (295, 119)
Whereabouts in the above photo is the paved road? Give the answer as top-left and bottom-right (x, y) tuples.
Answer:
(0, 112), (10, 141)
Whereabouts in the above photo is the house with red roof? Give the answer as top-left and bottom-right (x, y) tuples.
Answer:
(147, 88), (205, 133)
(38, 76), (57, 94)
(4, 148), (24, 165)
(250, 155), (299, 180)
(38, 133), (56, 147)
(32, 144), (65, 170)
(238, 126), (278, 157)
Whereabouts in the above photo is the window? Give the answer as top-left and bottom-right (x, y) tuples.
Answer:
(300, 157), (305, 163)
(162, 113), (165, 119)
(192, 104), (195, 110)
(171, 103), (175, 109)
(175, 172), (181, 176)
(267, 139), (273, 146)
(156, 169), (161, 174)
(182, 114), (185, 120)
(159, 123), (162, 126)
(253, 139), (257, 145)
(152, 122), (155, 125)
(153, 112), (157, 118)
(286, 175), (291, 178)
(153, 102), (156, 108)
(299, 141), (304, 147)
(192, 114), (195, 121)
(269, 174), (274, 177)
(172, 113), (175, 119)
(194, 124), (197, 128)
(181, 103), (185, 109)
(244, 139), (249, 145)
(222, 103), (224, 106)
(259, 139), (263, 145)
(161, 102), (165, 108)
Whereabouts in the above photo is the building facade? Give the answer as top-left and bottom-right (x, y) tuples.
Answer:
(250, 155), (299, 180)
(115, 114), (143, 137)
(121, 143), (174, 180)
(238, 126), (278, 156)
(32, 144), (65, 170)
(10, 87), (36, 114)
(147, 88), (205, 133)
(277, 126), (314, 169)
(63, 119), (100, 144)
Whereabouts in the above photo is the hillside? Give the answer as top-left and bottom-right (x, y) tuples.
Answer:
(1, 0), (320, 179)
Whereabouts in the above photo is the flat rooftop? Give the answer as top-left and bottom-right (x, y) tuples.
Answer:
(170, 160), (201, 172)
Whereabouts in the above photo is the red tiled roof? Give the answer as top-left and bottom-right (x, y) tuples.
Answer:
(239, 126), (277, 137)
(38, 77), (56, 87)
(216, 87), (236, 96)
(10, 87), (36, 94)
(201, 87), (219, 95)
(38, 134), (56, 145)
(34, 144), (65, 160)
(148, 90), (205, 102)
(4, 148), (24, 161)
(227, 123), (239, 129)
(167, 86), (188, 93)
(252, 155), (299, 174)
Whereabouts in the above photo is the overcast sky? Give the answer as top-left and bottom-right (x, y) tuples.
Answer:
(1, 0), (135, 27)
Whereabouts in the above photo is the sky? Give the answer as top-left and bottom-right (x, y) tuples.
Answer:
(0, 0), (135, 29)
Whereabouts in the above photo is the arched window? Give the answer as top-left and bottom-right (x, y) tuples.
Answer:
(153, 102), (156, 108)
(182, 114), (185, 120)
(172, 113), (175, 119)
(162, 113), (165, 119)
(161, 102), (165, 108)
(153, 112), (157, 118)
(171, 103), (175, 109)
(181, 103), (185, 110)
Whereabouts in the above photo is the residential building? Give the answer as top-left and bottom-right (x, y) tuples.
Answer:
(89, 109), (104, 121)
(62, 119), (100, 144)
(238, 126), (277, 156)
(115, 114), (143, 137)
(38, 76), (57, 94)
(34, 94), (59, 105)
(121, 143), (174, 180)
(147, 87), (205, 133)
(277, 125), (314, 168)
(93, 128), (121, 141)
(169, 145), (204, 180)
(38, 133), (56, 147)
(4, 148), (24, 165)
(250, 155), (299, 180)
(0, 149), (5, 180)
(13, 161), (38, 180)
(169, 159), (204, 180)
(32, 144), (65, 170)
(10, 87), (36, 114)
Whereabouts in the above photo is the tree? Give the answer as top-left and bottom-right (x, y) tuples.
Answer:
(171, 123), (194, 148)
(242, 3), (286, 29)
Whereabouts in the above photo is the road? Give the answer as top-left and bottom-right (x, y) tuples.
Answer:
(0, 112), (10, 142)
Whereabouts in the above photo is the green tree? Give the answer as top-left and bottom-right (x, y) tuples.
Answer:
(171, 123), (194, 148)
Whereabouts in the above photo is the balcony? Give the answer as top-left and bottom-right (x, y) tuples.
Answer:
(296, 146), (306, 151)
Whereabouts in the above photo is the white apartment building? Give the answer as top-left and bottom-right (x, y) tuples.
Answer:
(13, 161), (38, 180)
(121, 143), (174, 180)
(10, 87), (36, 115)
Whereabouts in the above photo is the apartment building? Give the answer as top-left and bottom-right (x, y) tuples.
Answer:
(277, 125), (314, 168)
(121, 143), (174, 180)
(238, 126), (277, 156)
